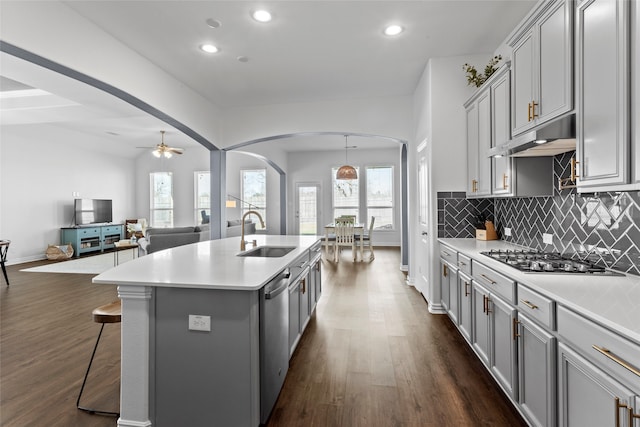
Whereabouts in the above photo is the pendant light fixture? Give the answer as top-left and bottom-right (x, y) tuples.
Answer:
(336, 135), (357, 180)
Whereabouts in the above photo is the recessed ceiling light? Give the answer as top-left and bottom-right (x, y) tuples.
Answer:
(252, 10), (272, 23)
(384, 25), (404, 36)
(200, 44), (219, 53)
(206, 18), (221, 29)
(237, 56), (249, 63)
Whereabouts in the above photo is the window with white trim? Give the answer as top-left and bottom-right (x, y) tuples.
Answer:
(366, 166), (393, 229)
(194, 171), (210, 225)
(241, 169), (266, 230)
(150, 172), (173, 227)
(332, 167), (360, 222)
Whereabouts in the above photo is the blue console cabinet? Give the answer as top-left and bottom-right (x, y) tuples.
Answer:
(61, 224), (124, 257)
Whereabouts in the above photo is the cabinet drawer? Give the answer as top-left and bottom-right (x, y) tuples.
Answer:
(440, 245), (457, 263)
(517, 284), (555, 330)
(557, 305), (640, 392)
(102, 225), (122, 234)
(309, 240), (322, 258)
(457, 253), (472, 275)
(79, 228), (100, 236)
(471, 261), (515, 303)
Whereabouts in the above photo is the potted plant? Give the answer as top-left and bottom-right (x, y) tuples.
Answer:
(463, 55), (502, 87)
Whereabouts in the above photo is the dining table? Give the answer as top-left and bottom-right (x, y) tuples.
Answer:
(324, 222), (365, 261)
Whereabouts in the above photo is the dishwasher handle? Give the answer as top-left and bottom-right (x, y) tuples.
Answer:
(265, 278), (289, 300)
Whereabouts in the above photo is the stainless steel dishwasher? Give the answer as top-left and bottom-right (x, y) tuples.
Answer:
(259, 269), (290, 424)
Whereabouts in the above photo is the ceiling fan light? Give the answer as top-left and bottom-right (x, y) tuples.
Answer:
(336, 165), (358, 180)
(164, 151), (173, 159)
(152, 150), (161, 158)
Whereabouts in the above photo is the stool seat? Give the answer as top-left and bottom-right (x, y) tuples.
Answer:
(92, 301), (121, 324)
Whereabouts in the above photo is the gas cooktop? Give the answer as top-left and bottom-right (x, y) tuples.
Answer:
(480, 249), (622, 275)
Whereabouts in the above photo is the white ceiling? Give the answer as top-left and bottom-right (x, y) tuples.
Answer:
(1, 1), (536, 156)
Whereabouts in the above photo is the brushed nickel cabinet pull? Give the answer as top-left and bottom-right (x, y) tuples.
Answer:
(458, 261), (466, 267)
(485, 296), (492, 315)
(464, 281), (470, 297)
(442, 251), (451, 257)
(593, 345), (640, 377)
(520, 300), (538, 310)
(480, 274), (497, 285)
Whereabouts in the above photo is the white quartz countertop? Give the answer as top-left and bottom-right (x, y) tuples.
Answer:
(439, 238), (640, 346)
(93, 235), (321, 291)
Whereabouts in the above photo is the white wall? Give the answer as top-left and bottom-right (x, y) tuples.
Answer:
(1, 125), (135, 263)
(287, 147), (402, 246)
(410, 53), (490, 307)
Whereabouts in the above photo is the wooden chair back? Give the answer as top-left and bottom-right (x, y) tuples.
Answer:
(334, 217), (355, 244)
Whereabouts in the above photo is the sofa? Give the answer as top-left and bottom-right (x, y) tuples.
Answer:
(137, 220), (255, 255)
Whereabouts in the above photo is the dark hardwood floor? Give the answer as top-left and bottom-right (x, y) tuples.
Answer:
(1, 248), (527, 427)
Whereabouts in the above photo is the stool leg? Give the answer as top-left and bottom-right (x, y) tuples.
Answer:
(77, 323), (119, 417)
(1, 261), (8, 286)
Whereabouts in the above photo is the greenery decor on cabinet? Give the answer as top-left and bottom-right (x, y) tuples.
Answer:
(463, 55), (502, 87)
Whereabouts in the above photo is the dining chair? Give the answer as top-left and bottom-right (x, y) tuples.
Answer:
(357, 216), (375, 261)
(333, 217), (356, 262)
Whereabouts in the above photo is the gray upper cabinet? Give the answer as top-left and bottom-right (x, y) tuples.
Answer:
(633, 0), (639, 186)
(465, 89), (492, 198)
(576, 0), (630, 189)
(491, 65), (513, 196)
(510, 0), (573, 136)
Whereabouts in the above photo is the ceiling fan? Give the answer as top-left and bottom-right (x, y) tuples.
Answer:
(138, 130), (184, 158)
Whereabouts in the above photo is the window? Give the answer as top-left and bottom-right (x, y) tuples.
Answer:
(332, 167), (360, 222)
(150, 172), (173, 227)
(195, 171), (210, 224)
(366, 166), (394, 229)
(241, 169), (266, 230)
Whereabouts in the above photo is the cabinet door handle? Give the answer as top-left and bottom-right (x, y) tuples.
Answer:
(464, 281), (470, 297)
(483, 295), (487, 313)
(301, 278), (306, 294)
(442, 251), (451, 257)
(458, 261), (466, 267)
(628, 406), (640, 427)
(512, 318), (521, 341)
(520, 300), (538, 310)
(443, 264), (448, 277)
(485, 296), (492, 315)
(527, 102), (532, 122)
(615, 397), (627, 427)
(531, 101), (539, 119)
(593, 345), (640, 377)
(502, 173), (508, 190)
(479, 274), (497, 285)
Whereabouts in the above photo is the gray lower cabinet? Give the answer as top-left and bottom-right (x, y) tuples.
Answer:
(440, 258), (458, 321)
(457, 271), (473, 344)
(472, 281), (518, 400)
(288, 278), (301, 357)
(299, 272), (311, 331)
(516, 313), (557, 427)
(558, 342), (639, 427)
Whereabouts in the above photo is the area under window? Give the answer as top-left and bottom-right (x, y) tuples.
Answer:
(366, 166), (394, 229)
(332, 166), (360, 222)
(150, 172), (173, 227)
(241, 169), (266, 230)
(194, 171), (210, 225)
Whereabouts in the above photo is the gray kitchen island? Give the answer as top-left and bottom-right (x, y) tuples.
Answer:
(93, 234), (322, 427)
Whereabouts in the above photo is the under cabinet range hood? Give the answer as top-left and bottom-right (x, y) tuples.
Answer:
(488, 113), (576, 158)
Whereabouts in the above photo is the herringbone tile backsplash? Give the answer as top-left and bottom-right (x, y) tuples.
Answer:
(438, 152), (640, 276)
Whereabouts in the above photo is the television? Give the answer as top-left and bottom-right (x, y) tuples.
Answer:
(74, 199), (113, 226)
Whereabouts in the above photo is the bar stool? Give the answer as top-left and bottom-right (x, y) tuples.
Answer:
(0, 240), (10, 286)
(76, 300), (121, 417)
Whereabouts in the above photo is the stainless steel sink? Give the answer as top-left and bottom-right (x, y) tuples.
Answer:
(237, 246), (296, 258)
